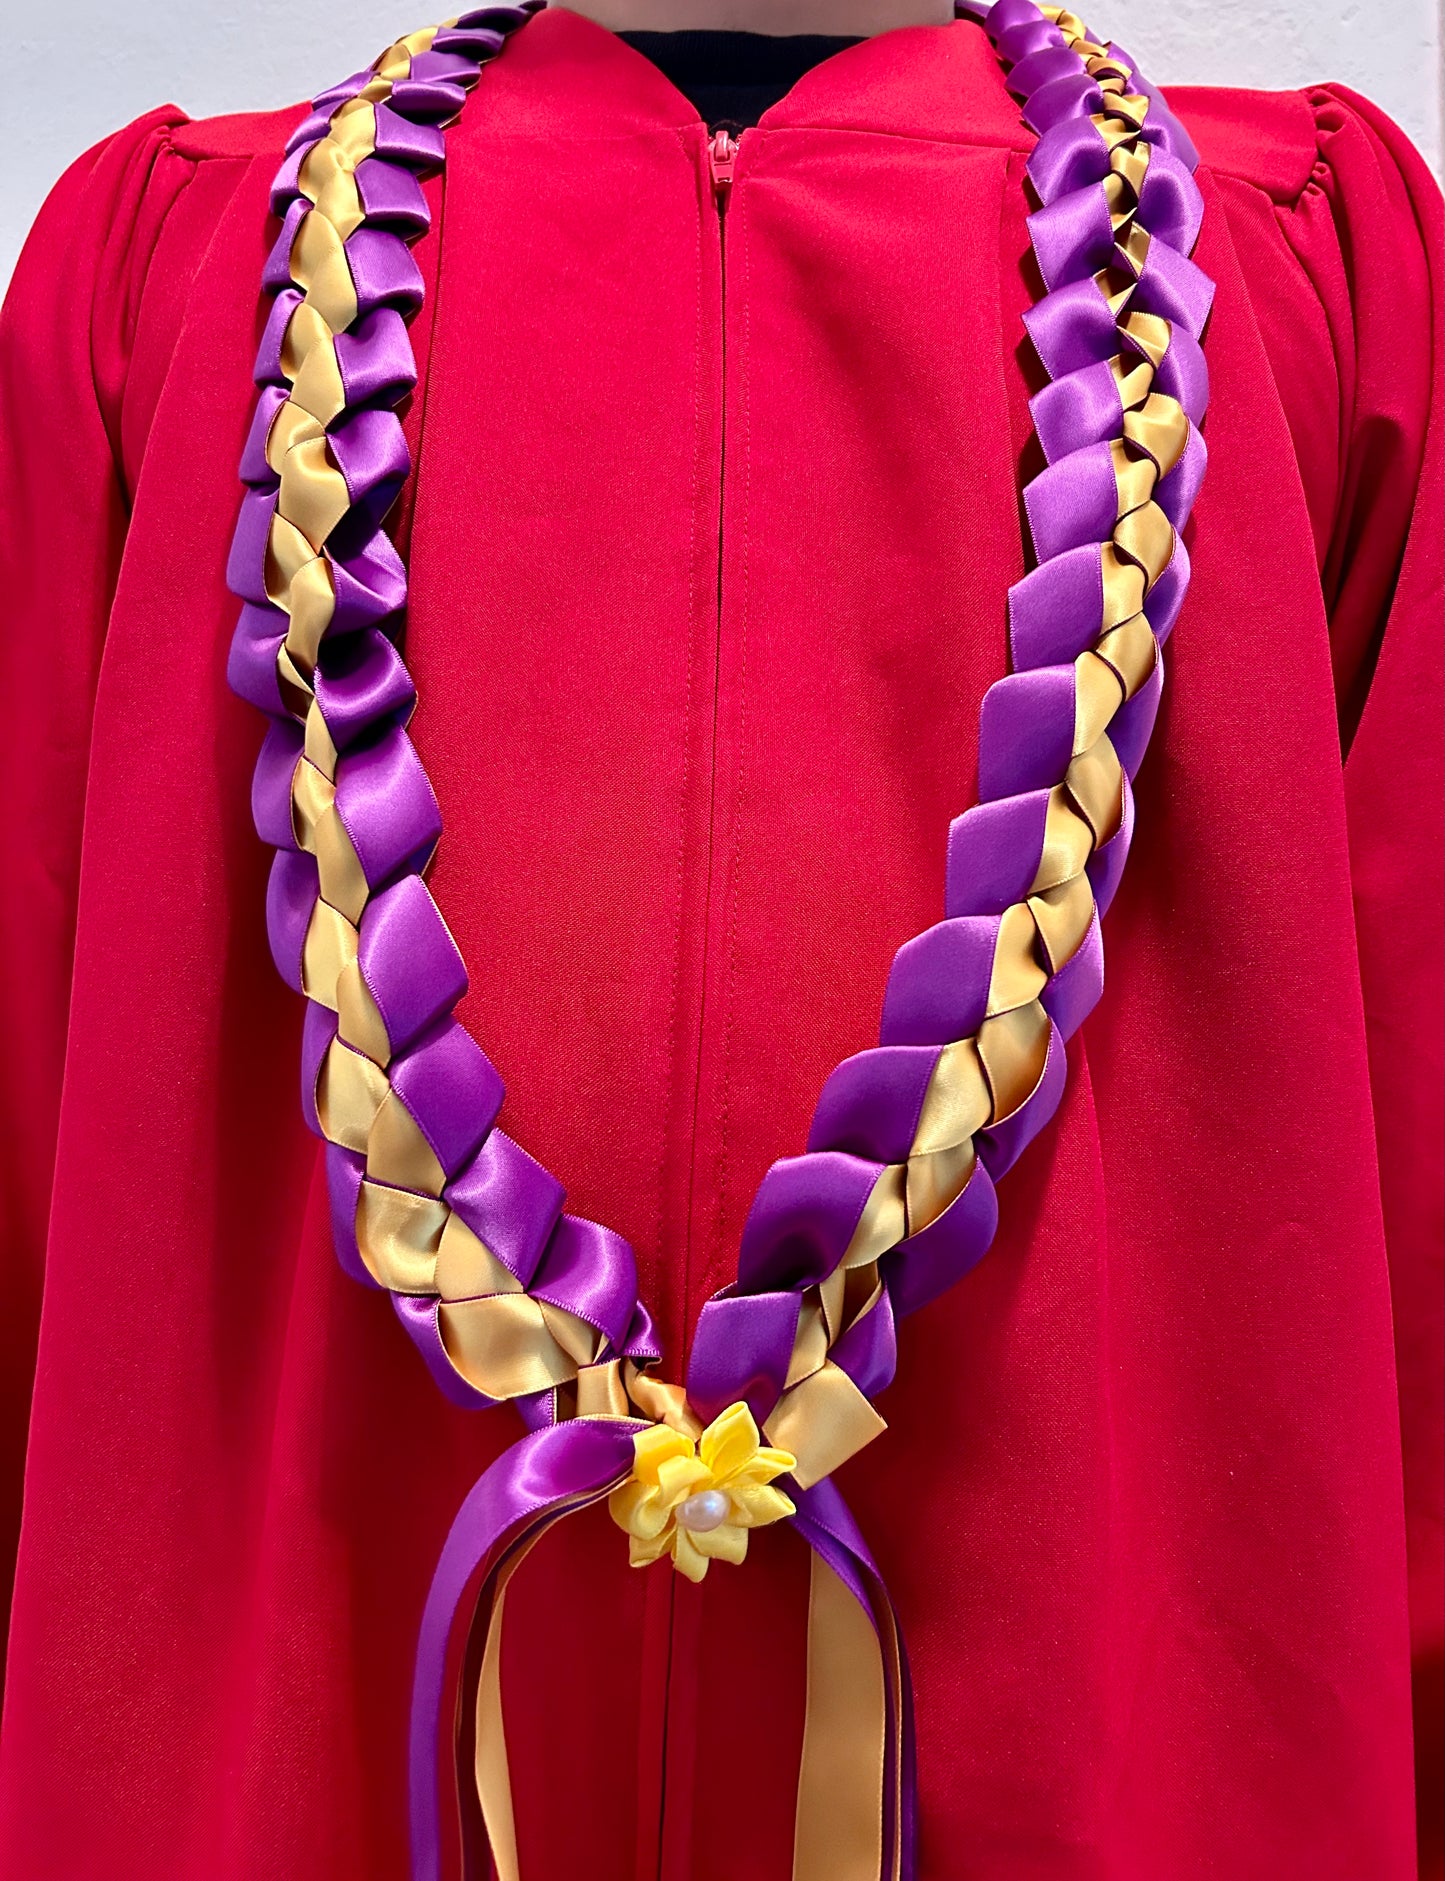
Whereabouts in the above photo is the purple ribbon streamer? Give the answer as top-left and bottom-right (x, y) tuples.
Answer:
(408, 1420), (641, 1881)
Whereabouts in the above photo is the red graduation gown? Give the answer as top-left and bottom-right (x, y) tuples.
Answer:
(0, 12), (1439, 1878)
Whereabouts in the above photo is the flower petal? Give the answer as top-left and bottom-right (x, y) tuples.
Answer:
(632, 1423), (695, 1486)
(629, 1530), (671, 1569)
(608, 1481), (648, 1527)
(629, 1498), (676, 1543)
(730, 1483), (795, 1528)
(742, 1445), (796, 1483)
(692, 1521), (748, 1566)
(672, 1530), (711, 1584)
(700, 1402), (763, 1482)
(656, 1453), (710, 1506)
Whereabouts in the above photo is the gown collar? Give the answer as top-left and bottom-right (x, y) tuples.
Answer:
(479, 5), (1034, 148)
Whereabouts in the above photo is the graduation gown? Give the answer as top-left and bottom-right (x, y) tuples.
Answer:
(0, 11), (1439, 1878)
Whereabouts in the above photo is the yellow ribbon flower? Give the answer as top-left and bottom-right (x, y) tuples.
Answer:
(608, 1401), (797, 1583)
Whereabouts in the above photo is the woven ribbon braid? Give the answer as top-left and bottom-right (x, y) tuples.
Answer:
(227, 0), (1211, 1491)
(685, 0), (1213, 1483)
(228, 4), (664, 1422)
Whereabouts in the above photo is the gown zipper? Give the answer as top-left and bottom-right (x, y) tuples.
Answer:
(650, 121), (743, 1881)
(707, 127), (739, 208)
(685, 118), (740, 1310)
(707, 126), (739, 691)
(687, 121), (738, 1350)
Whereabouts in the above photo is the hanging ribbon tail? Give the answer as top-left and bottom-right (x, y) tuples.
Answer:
(412, 1427), (914, 1881)
(410, 1418), (642, 1881)
(790, 1480), (917, 1881)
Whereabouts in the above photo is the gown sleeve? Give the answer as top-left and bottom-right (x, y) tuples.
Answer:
(1287, 87), (1444, 1876)
(0, 108), (190, 1656)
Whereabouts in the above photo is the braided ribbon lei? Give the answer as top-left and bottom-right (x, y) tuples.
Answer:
(226, 4), (1212, 1875)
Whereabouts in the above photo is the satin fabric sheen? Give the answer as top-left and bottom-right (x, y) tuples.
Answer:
(0, 12), (1439, 1880)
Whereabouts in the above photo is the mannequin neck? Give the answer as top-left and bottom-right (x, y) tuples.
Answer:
(553, 0), (953, 34)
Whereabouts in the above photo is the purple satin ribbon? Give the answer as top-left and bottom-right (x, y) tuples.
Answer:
(684, 0), (1212, 1492)
(225, 4), (1213, 1875)
(410, 1420), (642, 1881)
(409, 1428), (915, 1881)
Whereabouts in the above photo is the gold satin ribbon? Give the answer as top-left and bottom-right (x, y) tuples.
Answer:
(258, 10), (1174, 1867)
(470, 1507), (893, 1881)
(476, 1566), (523, 1881)
(794, 1554), (892, 1881)
(259, 0), (1184, 1500)
(469, 1483), (626, 1881)
(254, 18), (615, 1410)
(754, 0), (1187, 1497)
(231, 16), (1195, 1881)
(474, 1544), (532, 1881)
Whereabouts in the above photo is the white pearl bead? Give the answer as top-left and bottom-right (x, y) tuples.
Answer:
(677, 1489), (730, 1533)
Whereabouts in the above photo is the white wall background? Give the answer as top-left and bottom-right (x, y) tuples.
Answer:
(3, 0), (1441, 289)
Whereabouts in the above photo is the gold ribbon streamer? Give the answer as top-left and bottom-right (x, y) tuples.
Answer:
(794, 1555), (890, 1881)
(470, 1514), (893, 1881)
(476, 1559), (525, 1881)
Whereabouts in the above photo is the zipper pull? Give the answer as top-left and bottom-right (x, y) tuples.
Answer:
(708, 128), (739, 209)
